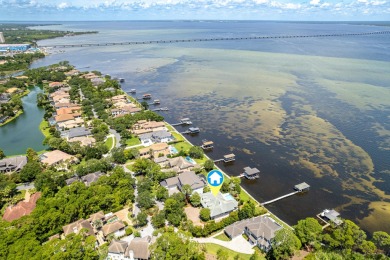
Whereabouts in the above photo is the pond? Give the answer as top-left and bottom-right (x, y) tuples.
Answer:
(0, 86), (47, 156)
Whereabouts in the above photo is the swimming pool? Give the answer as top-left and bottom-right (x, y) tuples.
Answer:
(169, 146), (178, 154)
(223, 193), (235, 201)
(185, 156), (196, 164)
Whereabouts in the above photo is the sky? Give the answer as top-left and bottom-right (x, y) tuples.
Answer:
(0, 0), (389, 21)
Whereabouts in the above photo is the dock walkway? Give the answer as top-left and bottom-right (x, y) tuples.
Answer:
(261, 191), (299, 206)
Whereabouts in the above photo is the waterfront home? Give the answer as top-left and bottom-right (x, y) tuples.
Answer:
(55, 114), (80, 123)
(55, 106), (82, 116)
(160, 171), (206, 195)
(0, 156), (27, 173)
(200, 192), (238, 220)
(138, 130), (174, 146)
(132, 120), (166, 134)
(139, 143), (170, 159)
(54, 102), (80, 109)
(90, 77), (105, 86)
(110, 94), (128, 103)
(65, 69), (80, 76)
(111, 106), (142, 117)
(225, 215), (282, 252)
(39, 150), (78, 168)
(163, 156), (197, 173)
(57, 118), (85, 130)
(2, 192), (41, 222)
(0, 93), (10, 104)
(243, 166), (260, 179)
(320, 209), (343, 226)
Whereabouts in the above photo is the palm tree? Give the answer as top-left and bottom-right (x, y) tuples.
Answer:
(181, 184), (193, 203)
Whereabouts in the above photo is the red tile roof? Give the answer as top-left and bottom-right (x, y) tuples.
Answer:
(2, 192), (41, 222)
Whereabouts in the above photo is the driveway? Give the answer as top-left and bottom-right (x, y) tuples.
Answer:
(193, 235), (254, 255)
(140, 216), (154, 237)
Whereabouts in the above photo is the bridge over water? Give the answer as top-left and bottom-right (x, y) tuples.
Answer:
(38, 31), (390, 49)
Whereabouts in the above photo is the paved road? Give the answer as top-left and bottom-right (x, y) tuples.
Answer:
(16, 183), (35, 191)
(109, 129), (121, 148)
(193, 235), (254, 255)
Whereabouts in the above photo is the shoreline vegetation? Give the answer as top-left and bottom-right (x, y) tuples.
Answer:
(0, 23), (96, 126)
(0, 62), (389, 259)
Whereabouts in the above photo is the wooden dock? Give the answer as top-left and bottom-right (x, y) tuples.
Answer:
(261, 191), (299, 206)
(153, 107), (169, 112)
(214, 154), (236, 163)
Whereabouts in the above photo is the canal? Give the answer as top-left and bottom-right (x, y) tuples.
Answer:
(0, 87), (47, 155)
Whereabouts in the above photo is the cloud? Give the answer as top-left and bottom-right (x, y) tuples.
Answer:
(58, 2), (68, 8)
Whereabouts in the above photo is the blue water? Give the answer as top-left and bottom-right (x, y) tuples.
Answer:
(26, 20), (390, 233)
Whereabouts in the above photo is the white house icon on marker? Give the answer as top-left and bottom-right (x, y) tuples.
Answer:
(209, 172), (222, 185)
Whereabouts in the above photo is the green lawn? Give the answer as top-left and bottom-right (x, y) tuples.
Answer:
(173, 141), (193, 153)
(171, 132), (185, 142)
(105, 136), (115, 150)
(204, 243), (257, 260)
(39, 119), (51, 138)
(214, 233), (231, 242)
(0, 110), (23, 127)
(165, 123), (175, 132)
(126, 137), (141, 146)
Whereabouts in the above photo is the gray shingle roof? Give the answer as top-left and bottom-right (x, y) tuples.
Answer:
(67, 127), (91, 139)
(201, 192), (238, 218)
(178, 171), (206, 191)
(81, 171), (104, 186)
(0, 156), (27, 173)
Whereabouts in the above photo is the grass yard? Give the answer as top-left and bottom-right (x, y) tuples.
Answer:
(0, 110), (23, 127)
(171, 131), (185, 142)
(105, 136), (115, 150)
(126, 136), (141, 146)
(214, 233), (231, 242)
(165, 123), (175, 132)
(39, 119), (51, 138)
(204, 243), (256, 260)
(239, 189), (253, 203)
(173, 141), (192, 153)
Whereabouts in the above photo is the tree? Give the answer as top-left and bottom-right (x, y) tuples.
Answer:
(137, 191), (155, 209)
(373, 231), (390, 255)
(200, 208), (211, 222)
(156, 186), (168, 202)
(217, 248), (229, 260)
(294, 217), (323, 250)
(150, 230), (204, 260)
(0, 149), (5, 159)
(136, 211), (148, 227)
(111, 147), (127, 164)
(20, 161), (42, 182)
(269, 228), (301, 260)
(26, 147), (38, 161)
(204, 159), (214, 171)
(141, 101), (149, 110)
(190, 192), (201, 207)
(181, 184), (193, 202)
(151, 211), (166, 228)
(164, 198), (186, 226)
(238, 200), (256, 220)
(323, 219), (367, 254)
(189, 146), (204, 159)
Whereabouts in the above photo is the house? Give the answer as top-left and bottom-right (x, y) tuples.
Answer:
(68, 136), (96, 147)
(56, 106), (82, 116)
(132, 120), (166, 135)
(160, 171), (206, 194)
(107, 240), (129, 260)
(57, 118), (84, 130)
(102, 220), (126, 238)
(81, 171), (104, 186)
(89, 211), (105, 224)
(65, 69), (80, 76)
(200, 192), (238, 220)
(138, 143), (170, 159)
(243, 166), (260, 179)
(65, 176), (79, 186)
(107, 236), (152, 260)
(90, 77), (105, 86)
(138, 130), (174, 146)
(62, 219), (95, 237)
(49, 82), (67, 88)
(2, 192), (41, 222)
(153, 156), (169, 167)
(163, 156), (197, 173)
(128, 236), (151, 260)
(320, 209), (343, 225)
(0, 93), (10, 103)
(224, 215), (282, 252)
(0, 156), (27, 173)
(55, 114), (78, 123)
(64, 126), (91, 139)
(39, 150), (78, 167)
